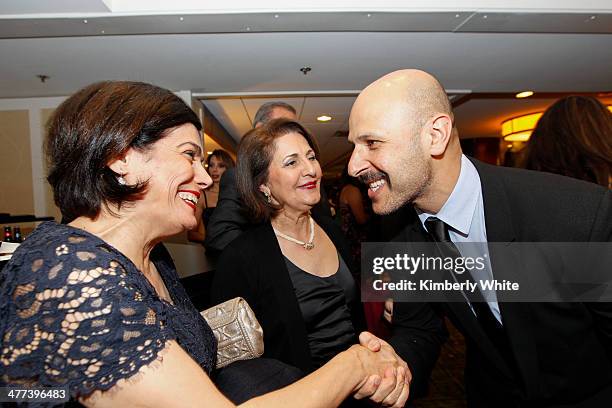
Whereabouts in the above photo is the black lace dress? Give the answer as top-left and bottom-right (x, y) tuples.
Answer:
(0, 222), (217, 406)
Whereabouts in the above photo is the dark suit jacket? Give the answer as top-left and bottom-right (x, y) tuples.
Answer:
(204, 168), (333, 255)
(388, 158), (612, 407)
(210, 214), (366, 374)
(204, 168), (252, 255)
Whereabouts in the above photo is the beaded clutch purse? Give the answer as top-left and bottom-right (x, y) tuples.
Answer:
(201, 297), (264, 369)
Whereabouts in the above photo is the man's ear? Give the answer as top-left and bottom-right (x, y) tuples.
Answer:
(428, 114), (454, 156)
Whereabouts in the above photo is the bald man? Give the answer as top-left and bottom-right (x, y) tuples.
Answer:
(349, 70), (612, 407)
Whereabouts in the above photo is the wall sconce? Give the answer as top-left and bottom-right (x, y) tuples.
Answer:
(502, 105), (612, 142)
(501, 112), (542, 142)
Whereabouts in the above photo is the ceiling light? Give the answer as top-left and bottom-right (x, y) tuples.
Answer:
(207, 151), (213, 155)
(317, 115), (332, 122)
(515, 91), (534, 99)
(501, 112), (542, 142)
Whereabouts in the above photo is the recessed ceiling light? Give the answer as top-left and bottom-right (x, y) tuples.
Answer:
(317, 115), (332, 122)
(515, 91), (534, 99)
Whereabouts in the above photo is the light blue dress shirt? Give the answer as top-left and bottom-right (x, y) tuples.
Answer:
(417, 155), (502, 323)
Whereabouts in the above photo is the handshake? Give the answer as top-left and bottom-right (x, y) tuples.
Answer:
(349, 332), (411, 407)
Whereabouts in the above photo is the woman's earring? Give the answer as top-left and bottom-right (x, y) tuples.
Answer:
(117, 175), (127, 185)
(263, 191), (272, 204)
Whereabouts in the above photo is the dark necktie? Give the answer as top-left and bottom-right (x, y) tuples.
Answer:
(424, 217), (507, 344)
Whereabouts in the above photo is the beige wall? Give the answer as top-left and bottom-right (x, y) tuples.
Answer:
(40, 108), (61, 221)
(0, 110), (35, 215)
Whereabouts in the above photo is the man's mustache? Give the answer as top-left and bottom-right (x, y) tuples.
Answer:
(358, 171), (388, 185)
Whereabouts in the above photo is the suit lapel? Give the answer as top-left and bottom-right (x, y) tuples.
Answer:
(402, 213), (515, 378)
(471, 158), (539, 395)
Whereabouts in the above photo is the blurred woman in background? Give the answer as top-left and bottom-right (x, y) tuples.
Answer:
(189, 149), (235, 242)
(523, 95), (612, 188)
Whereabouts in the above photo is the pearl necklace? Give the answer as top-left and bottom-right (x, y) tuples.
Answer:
(272, 216), (315, 250)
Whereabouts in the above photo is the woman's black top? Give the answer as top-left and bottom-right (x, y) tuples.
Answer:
(211, 216), (366, 374)
(0, 222), (217, 405)
(284, 253), (357, 368)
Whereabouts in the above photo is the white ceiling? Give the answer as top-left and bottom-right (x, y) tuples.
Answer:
(2, 32), (611, 99)
(0, 1), (611, 172)
(202, 95), (357, 168)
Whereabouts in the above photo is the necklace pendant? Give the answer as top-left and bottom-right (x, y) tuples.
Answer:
(303, 242), (314, 250)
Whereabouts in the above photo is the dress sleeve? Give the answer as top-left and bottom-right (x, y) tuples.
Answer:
(0, 235), (174, 399)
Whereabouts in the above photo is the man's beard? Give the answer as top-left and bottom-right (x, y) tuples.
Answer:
(369, 161), (432, 215)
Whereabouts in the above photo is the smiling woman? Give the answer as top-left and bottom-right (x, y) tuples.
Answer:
(0, 82), (409, 408)
(105, 123), (210, 236)
(211, 120), (410, 407)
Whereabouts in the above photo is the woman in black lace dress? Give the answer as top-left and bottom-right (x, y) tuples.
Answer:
(0, 81), (408, 407)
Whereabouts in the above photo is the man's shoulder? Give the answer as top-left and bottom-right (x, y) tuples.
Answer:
(471, 158), (607, 198)
(221, 222), (272, 253)
(471, 158), (611, 240)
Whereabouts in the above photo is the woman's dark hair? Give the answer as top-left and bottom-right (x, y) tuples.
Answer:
(236, 119), (319, 223)
(523, 96), (612, 187)
(46, 81), (201, 222)
(207, 149), (235, 169)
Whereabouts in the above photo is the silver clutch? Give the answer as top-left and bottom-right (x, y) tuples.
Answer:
(201, 297), (264, 369)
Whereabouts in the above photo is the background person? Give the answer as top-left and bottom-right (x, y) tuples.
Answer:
(0, 80), (409, 407)
(204, 102), (332, 255)
(203, 102), (299, 253)
(188, 149), (235, 243)
(338, 165), (371, 266)
(210, 120), (409, 406)
(523, 95), (612, 188)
